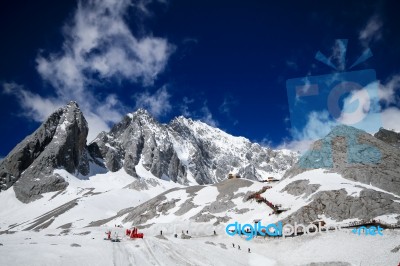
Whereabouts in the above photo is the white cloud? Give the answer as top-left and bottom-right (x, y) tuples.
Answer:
(219, 96), (238, 125)
(378, 75), (400, 106)
(198, 102), (219, 127)
(179, 98), (219, 127)
(359, 15), (383, 47)
(4, 0), (174, 142)
(296, 111), (338, 141)
(133, 86), (172, 118)
(277, 139), (314, 154)
(280, 110), (338, 153)
(179, 97), (194, 117)
(381, 107), (400, 132)
(281, 74), (400, 152)
(3, 83), (64, 121)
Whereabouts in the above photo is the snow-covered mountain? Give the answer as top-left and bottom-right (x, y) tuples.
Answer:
(0, 101), (297, 203)
(0, 102), (93, 203)
(88, 125), (400, 230)
(89, 108), (297, 185)
(270, 125), (400, 225)
(1, 102), (400, 265)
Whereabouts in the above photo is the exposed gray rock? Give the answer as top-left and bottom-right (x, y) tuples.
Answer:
(124, 178), (160, 191)
(91, 177), (254, 227)
(279, 125), (400, 225)
(391, 245), (400, 253)
(174, 198), (199, 216)
(0, 102), (104, 202)
(284, 125), (400, 195)
(1, 103), (297, 204)
(374, 127), (400, 148)
(233, 208), (250, 214)
(282, 189), (400, 225)
(90, 109), (297, 185)
(122, 188), (181, 225)
(282, 180), (320, 197)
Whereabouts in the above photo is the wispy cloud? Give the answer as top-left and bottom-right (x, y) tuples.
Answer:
(219, 95), (238, 125)
(359, 15), (383, 47)
(179, 98), (219, 127)
(133, 86), (172, 118)
(3, 0), (174, 141)
(179, 97), (194, 117)
(198, 102), (219, 127)
(280, 74), (400, 152)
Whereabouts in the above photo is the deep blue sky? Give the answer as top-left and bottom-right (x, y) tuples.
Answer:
(1, 0), (400, 157)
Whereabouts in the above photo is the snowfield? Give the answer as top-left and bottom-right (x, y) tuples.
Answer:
(0, 227), (399, 266)
(1, 168), (399, 265)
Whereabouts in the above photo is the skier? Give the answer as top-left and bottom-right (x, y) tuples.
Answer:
(232, 243), (235, 248)
(160, 230), (163, 235)
(248, 248), (251, 253)
(238, 245), (241, 250)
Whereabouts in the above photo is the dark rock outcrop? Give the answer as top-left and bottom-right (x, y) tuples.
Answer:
(0, 102), (95, 202)
(374, 127), (400, 148)
(280, 125), (400, 225)
(284, 125), (400, 195)
(90, 110), (298, 185)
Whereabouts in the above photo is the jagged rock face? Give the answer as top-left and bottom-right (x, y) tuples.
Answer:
(282, 187), (400, 225)
(0, 103), (297, 202)
(89, 109), (298, 185)
(284, 125), (400, 195)
(0, 102), (90, 203)
(279, 125), (400, 224)
(374, 127), (400, 148)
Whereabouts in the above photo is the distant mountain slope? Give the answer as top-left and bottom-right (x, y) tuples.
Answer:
(89, 109), (298, 185)
(284, 125), (400, 194)
(97, 126), (400, 229)
(270, 125), (400, 225)
(0, 102), (297, 202)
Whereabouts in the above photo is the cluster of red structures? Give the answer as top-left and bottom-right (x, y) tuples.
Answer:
(253, 194), (277, 211)
(126, 227), (144, 239)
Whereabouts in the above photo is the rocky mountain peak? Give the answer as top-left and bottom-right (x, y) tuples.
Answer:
(0, 101), (90, 202)
(1, 102), (298, 202)
(284, 124), (400, 194)
(277, 125), (400, 226)
(90, 109), (297, 185)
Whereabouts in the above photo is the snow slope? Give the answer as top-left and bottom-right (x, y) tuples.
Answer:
(0, 226), (399, 266)
(0, 168), (181, 232)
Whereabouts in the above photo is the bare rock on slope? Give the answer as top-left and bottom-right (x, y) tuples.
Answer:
(0, 102), (93, 202)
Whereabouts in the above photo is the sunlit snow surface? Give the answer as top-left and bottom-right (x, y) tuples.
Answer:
(0, 168), (399, 265)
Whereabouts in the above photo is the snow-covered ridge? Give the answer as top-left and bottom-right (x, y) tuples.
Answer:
(88, 108), (298, 185)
